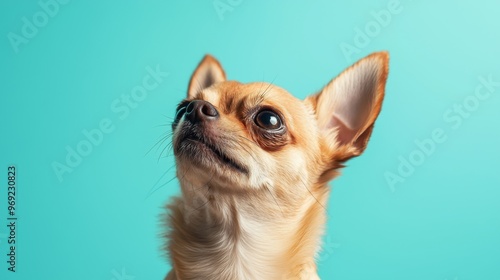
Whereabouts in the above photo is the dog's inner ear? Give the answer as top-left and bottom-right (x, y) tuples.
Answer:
(188, 55), (226, 98)
(307, 52), (389, 161)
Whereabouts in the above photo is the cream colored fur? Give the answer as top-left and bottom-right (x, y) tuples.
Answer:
(164, 52), (389, 279)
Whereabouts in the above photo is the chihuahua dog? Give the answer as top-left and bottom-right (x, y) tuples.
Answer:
(165, 52), (389, 279)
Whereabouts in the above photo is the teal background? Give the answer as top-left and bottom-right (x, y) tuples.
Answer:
(1, 0), (499, 279)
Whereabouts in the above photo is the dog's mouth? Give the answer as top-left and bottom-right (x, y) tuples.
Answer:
(177, 132), (249, 175)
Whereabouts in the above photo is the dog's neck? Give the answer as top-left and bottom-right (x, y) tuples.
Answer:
(167, 181), (329, 280)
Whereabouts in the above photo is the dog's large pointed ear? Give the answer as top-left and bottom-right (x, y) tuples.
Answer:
(306, 52), (389, 162)
(187, 55), (226, 98)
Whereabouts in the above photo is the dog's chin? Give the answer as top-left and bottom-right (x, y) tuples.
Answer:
(174, 135), (249, 188)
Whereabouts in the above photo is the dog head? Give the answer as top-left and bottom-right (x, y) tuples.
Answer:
(172, 53), (388, 207)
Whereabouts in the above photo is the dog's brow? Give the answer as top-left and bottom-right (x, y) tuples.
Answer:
(236, 98), (248, 115)
(222, 94), (236, 114)
(249, 91), (266, 106)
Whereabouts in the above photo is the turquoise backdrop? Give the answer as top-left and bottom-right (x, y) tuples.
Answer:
(1, 0), (499, 279)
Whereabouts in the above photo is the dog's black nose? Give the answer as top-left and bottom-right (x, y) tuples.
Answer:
(185, 100), (219, 123)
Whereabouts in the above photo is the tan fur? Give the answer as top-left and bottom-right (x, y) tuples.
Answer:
(164, 52), (389, 279)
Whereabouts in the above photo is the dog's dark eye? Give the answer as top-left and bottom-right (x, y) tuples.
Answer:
(255, 110), (282, 130)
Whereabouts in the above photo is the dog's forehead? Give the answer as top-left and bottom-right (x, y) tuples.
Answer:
(200, 81), (302, 112)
